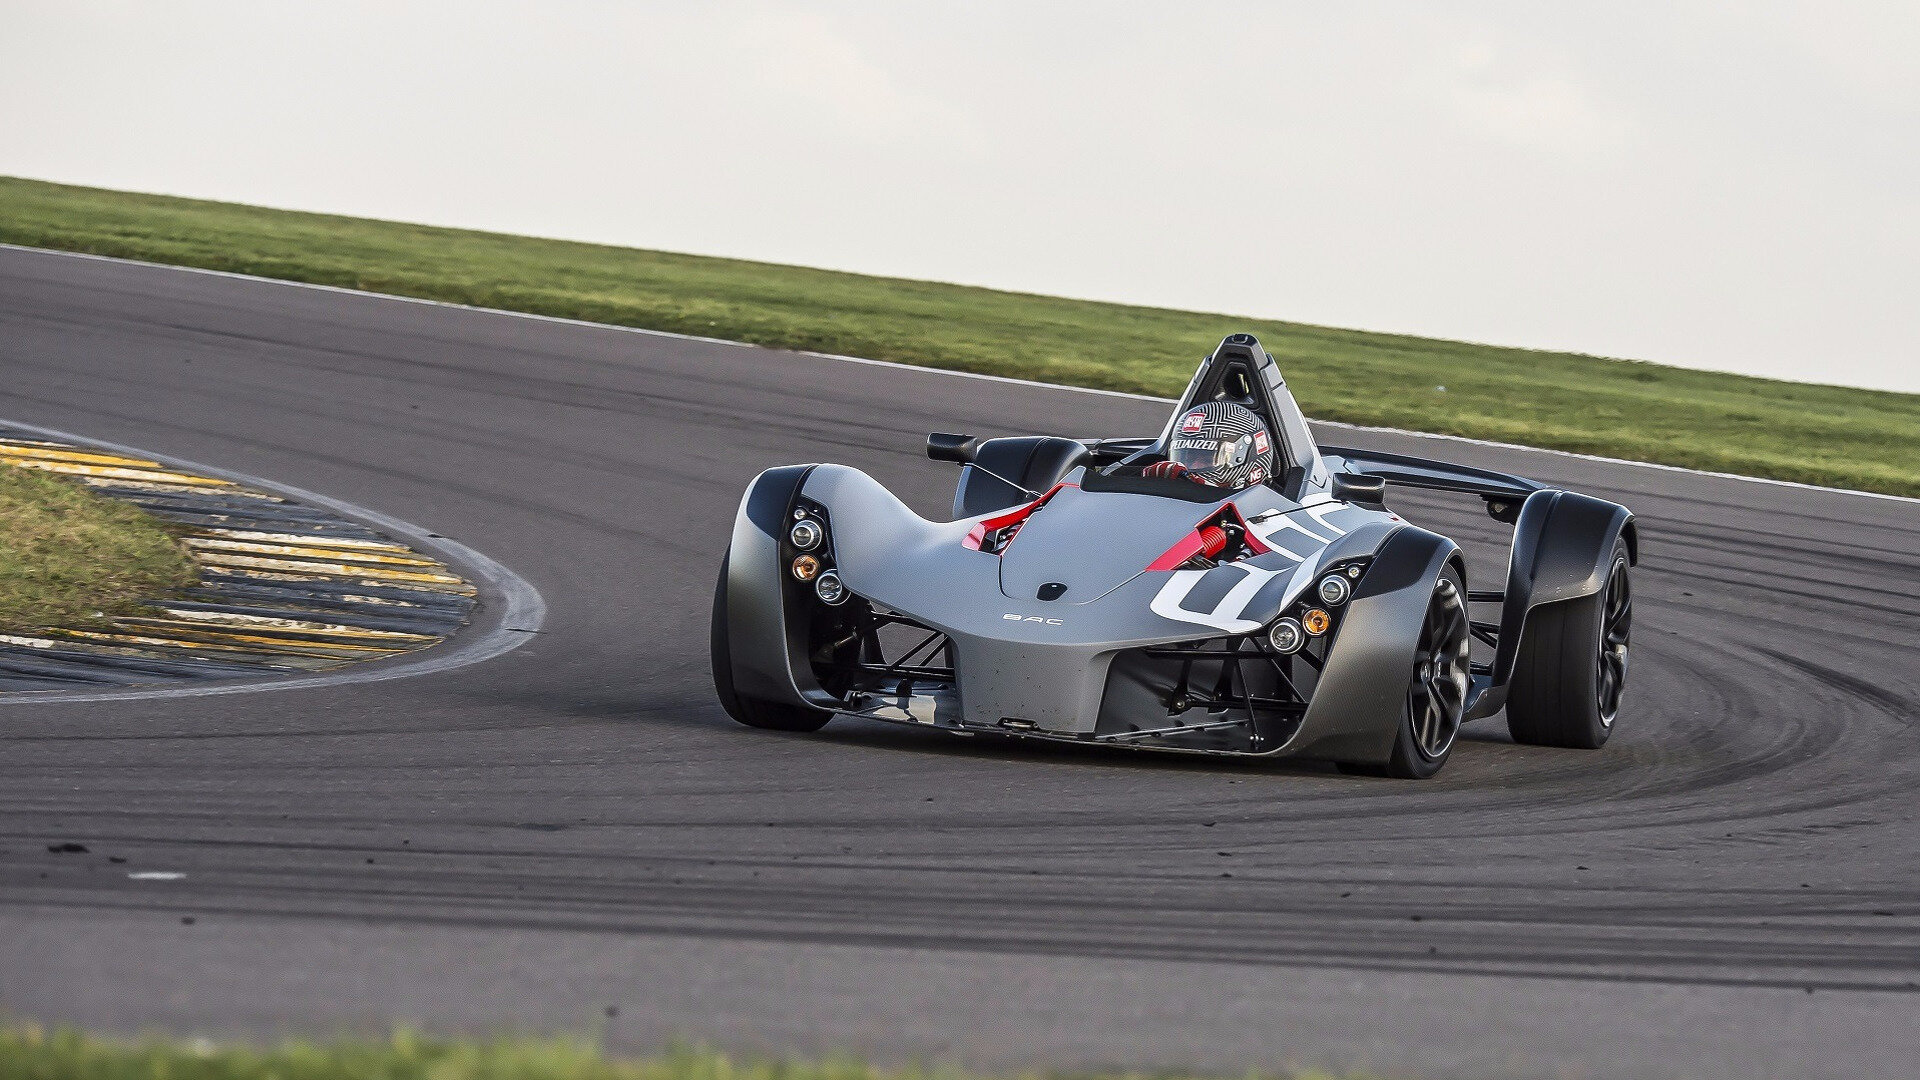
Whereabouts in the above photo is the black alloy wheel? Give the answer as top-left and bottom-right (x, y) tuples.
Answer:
(1597, 557), (1632, 726)
(1345, 566), (1472, 779)
(1409, 574), (1472, 763)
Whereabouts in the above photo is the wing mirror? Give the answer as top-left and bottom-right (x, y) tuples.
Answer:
(927, 432), (979, 464)
(1331, 472), (1387, 509)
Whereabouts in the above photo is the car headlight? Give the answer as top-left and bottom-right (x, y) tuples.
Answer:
(790, 518), (823, 551)
(815, 570), (847, 605)
(1268, 617), (1305, 654)
(1317, 573), (1351, 606)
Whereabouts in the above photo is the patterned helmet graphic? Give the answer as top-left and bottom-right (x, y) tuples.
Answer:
(1168, 401), (1274, 488)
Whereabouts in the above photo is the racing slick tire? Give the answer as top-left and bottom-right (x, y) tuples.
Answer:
(710, 555), (835, 733)
(1505, 538), (1631, 749)
(1338, 564), (1471, 779)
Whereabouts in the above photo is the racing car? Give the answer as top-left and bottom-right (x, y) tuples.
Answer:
(711, 334), (1635, 777)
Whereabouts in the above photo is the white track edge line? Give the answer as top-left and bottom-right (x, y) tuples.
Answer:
(7, 242), (1915, 506)
(1307, 420), (1920, 505)
(0, 416), (548, 705)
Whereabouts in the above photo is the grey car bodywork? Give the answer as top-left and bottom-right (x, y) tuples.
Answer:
(716, 334), (1635, 768)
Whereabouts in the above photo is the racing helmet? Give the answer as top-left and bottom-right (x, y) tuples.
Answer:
(1167, 401), (1275, 488)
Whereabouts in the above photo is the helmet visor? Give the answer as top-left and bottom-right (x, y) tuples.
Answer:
(1169, 433), (1253, 475)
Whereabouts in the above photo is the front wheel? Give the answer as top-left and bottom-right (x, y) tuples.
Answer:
(1506, 538), (1631, 749)
(1384, 566), (1472, 778)
(710, 554), (835, 733)
(1342, 566), (1471, 779)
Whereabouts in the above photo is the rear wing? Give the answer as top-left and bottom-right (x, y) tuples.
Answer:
(1319, 444), (1541, 523)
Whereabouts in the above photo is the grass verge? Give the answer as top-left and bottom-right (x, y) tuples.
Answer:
(0, 1028), (1356, 1080)
(3, 175), (1916, 497)
(0, 465), (197, 634)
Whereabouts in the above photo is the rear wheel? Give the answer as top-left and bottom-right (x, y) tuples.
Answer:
(710, 554), (835, 733)
(1506, 539), (1631, 749)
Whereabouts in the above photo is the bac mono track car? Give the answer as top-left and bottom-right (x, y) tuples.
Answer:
(712, 334), (1635, 778)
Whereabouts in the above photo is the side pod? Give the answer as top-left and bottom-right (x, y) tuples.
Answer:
(1478, 489), (1637, 714)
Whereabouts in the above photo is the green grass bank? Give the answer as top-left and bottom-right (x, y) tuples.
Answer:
(3, 175), (1916, 496)
(0, 1028), (1356, 1080)
(0, 465), (196, 635)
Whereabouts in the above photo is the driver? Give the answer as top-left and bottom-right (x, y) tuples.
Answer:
(1143, 401), (1275, 488)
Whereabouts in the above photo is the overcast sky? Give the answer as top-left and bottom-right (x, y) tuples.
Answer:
(5, 2), (1916, 393)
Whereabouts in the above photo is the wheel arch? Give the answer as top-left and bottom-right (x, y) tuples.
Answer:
(1491, 488), (1636, 691)
(720, 463), (834, 710)
(1287, 524), (1460, 766)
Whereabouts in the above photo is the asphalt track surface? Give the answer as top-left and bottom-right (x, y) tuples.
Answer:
(2, 247), (1917, 1079)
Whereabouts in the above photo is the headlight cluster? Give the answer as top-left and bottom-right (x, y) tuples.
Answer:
(1266, 561), (1366, 654)
(789, 506), (847, 605)
(1267, 617), (1305, 653)
(1316, 573), (1351, 606)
